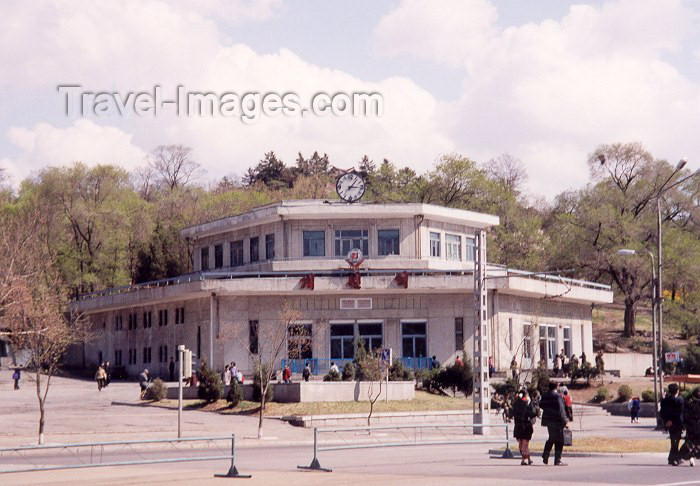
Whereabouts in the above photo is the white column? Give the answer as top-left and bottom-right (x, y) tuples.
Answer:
(473, 230), (490, 434)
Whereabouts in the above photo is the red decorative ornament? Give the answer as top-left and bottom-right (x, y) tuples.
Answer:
(394, 271), (409, 289)
(300, 274), (315, 290)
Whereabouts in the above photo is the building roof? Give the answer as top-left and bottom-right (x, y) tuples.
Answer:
(180, 200), (500, 239)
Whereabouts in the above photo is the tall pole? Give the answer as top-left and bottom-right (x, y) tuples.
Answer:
(657, 199), (664, 400)
(178, 345), (184, 438)
(648, 255), (659, 421)
(473, 230), (489, 434)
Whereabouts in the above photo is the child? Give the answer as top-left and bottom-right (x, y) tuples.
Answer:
(628, 396), (641, 423)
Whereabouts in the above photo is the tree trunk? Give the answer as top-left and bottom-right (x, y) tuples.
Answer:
(36, 371), (45, 445)
(623, 299), (636, 338)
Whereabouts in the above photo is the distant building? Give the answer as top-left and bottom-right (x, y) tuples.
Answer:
(69, 200), (612, 377)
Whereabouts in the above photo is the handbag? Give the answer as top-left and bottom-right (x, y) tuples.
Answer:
(563, 428), (573, 446)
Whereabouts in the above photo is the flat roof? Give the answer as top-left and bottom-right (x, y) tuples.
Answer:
(180, 200), (500, 239)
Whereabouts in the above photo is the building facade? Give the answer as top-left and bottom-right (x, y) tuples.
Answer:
(70, 200), (612, 378)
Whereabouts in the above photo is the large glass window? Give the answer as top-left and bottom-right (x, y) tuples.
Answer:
(214, 244), (223, 269)
(465, 237), (476, 261)
(334, 229), (368, 257)
(303, 231), (325, 257)
(563, 326), (572, 357)
(250, 237), (259, 263)
(358, 323), (383, 351)
(230, 240), (243, 267)
(429, 232), (441, 257)
(248, 320), (259, 354)
(265, 234), (275, 260)
(378, 229), (399, 256)
(455, 317), (464, 351)
(330, 324), (355, 360)
(288, 323), (312, 359)
(523, 323), (532, 359)
(539, 324), (557, 366)
(445, 234), (462, 261)
(201, 247), (209, 271)
(401, 322), (427, 358)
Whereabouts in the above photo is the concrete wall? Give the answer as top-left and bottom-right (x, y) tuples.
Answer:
(603, 353), (653, 377)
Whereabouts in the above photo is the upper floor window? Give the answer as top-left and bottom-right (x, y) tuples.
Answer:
(303, 231), (325, 257)
(334, 229), (368, 257)
(446, 234), (461, 261)
(465, 237), (476, 261)
(214, 244), (223, 269)
(250, 237), (259, 263)
(201, 247), (209, 271)
(378, 229), (399, 256)
(429, 232), (441, 257)
(230, 240), (243, 267)
(265, 234), (275, 260)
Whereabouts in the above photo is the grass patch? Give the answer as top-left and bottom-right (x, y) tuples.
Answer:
(504, 437), (668, 454)
(151, 390), (472, 416)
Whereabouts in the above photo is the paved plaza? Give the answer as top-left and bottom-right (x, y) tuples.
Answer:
(1, 369), (699, 485)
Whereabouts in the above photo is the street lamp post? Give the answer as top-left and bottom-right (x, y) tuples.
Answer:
(617, 249), (659, 420)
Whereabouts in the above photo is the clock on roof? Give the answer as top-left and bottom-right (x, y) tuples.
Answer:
(336, 172), (366, 203)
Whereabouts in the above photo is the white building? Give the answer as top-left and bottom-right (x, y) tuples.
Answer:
(70, 200), (612, 379)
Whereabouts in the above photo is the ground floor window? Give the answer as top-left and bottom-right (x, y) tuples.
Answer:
(563, 326), (572, 357)
(330, 323), (355, 359)
(523, 323), (532, 359)
(539, 324), (557, 365)
(358, 323), (383, 351)
(288, 323), (312, 359)
(401, 321), (427, 358)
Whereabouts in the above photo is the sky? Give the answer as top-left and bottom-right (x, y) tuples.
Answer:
(1, 0), (700, 198)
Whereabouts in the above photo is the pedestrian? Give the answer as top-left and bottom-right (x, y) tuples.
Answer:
(628, 396), (641, 424)
(595, 350), (605, 376)
(455, 355), (463, 368)
(95, 364), (107, 391)
(231, 362), (238, 377)
(488, 356), (495, 377)
(562, 388), (573, 422)
(103, 361), (111, 387)
(169, 357), (175, 382)
(540, 382), (568, 466)
(235, 371), (244, 383)
(510, 357), (518, 380)
(560, 351), (569, 377)
(681, 387), (700, 467)
(512, 389), (538, 466)
(139, 369), (150, 399)
(330, 361), (339, 373)
(660, 383), (685, 466)
(430, 355), (440, 370)
(580, 352), (587, 368)
(223, 365), (231, 386)
(302, 362), (311, 382)
(12, 368), (20, 390)
(569, 354), (579, 377)
(282, 364), (292, 383)
(553, 353), (561, 378)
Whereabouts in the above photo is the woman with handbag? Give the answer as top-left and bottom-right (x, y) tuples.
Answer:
(512, 389), (538, 465)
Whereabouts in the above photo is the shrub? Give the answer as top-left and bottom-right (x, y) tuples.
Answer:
(415, 368), (440, 392)
(641, 389), (655, 403)
(226, 379), (243, 407)
(145, 378), (167, 401)
(492, 377), (520, 398)
(532, 366), (550, 395)
(434, 357), (474, 397)
(617, 384), (633, 402)
(592, 387), (609, 403)
(342, 362), (355, 381)
(354, 344), (382, 381)
(252, 364), (274, 403)
(197, 364), (224, 403)
(389, 359), (413, 381)
(323, 369), (342, 382)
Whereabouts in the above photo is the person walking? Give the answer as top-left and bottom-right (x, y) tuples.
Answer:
(660, 383), (685, 466)
(95, 364), (107, 391)
(681, 387), (700, 467)
(553, 353), (561, 378)
(628, 396), (641, 424)
(540, 382), (569, 466)
(595, 350), (605, 376)
(169, 357), (175, 382)
(580, 352), (587, 368)
(510, 357), (518, 379)
(302, 362), (311, 382)
(330, 361), (340, 373)
(103, 361), (111, 387)
(223, 365), (231, 386)
(488, 356), (495, 377)
(12, 368), (20, 390)
(562, 388), (573, 422)
(282, 364), (292, 383)
(512, 389), (538, 465)
(139, 369), (150, 399)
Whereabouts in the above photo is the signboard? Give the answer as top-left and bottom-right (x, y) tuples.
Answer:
(346, 248), (363, 265)
(380, 348), (392, 366)
(665, 351), (681, 363)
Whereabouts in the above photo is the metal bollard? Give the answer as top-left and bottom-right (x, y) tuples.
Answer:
(215, 434), (251, 478)
(501, 423), (514, 459)
(297, 428), (332, 472)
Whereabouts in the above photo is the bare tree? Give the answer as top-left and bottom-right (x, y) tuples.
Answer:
(148, 145), (201, 191)
(484, 153), (528, 194)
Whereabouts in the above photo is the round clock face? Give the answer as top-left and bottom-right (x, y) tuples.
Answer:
(336, 172), (366, 202)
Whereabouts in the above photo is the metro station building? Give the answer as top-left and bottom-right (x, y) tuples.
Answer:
(70, 200), (613, 378)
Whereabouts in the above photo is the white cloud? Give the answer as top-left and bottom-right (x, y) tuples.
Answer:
(374, 0), (700, 197)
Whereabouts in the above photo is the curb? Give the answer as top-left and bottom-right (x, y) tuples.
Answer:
(488, 449), (667, 458)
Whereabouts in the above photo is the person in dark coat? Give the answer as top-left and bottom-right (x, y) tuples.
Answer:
(512, 389), (538, 465)
(540, 382), (568, 466)
(169, 357), (175, 382)
(660, 383), (685, 465)
(680, 387), (700, 466)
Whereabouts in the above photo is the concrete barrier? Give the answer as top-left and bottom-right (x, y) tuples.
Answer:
(165, 380), (415, 402)
(283, 410), (470, 427)
(603, 353), (653, 377)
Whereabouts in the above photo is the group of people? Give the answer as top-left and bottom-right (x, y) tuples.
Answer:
(509, 350), (605, 380)
(660, 383), (700, 466)
(280, 362), (314, 383)
(512, 382), (571, 466)
(94, 362), (111, 391)
(222, 362), (244, 386)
